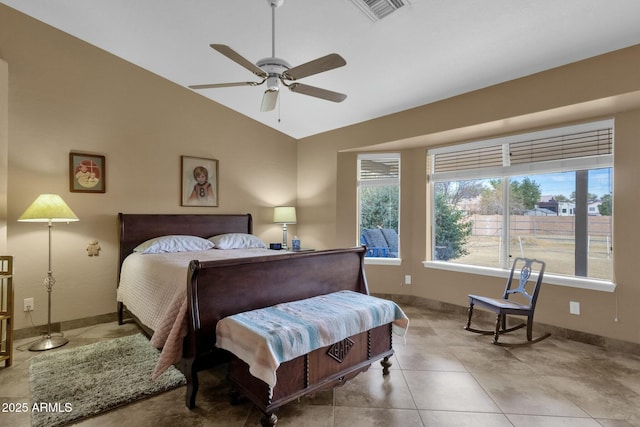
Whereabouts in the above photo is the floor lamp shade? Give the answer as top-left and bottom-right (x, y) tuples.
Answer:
(18, 194), (79, 351)
(273, 206), (296, 249)
(18, 194), (79, 223)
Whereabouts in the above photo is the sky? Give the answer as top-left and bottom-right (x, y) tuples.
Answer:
(513, 168), (612, 199)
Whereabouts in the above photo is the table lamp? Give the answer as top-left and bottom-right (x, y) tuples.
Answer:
(273, 206), (296, 250)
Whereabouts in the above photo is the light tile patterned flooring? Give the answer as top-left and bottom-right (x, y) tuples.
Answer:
(2, 302), (640, 426)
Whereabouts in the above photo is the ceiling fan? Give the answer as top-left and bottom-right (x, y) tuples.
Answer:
(189, 0), (347, 112)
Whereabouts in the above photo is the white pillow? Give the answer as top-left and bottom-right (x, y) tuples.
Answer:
(133, 235), (215, 254)
(208, 233), (266, 250)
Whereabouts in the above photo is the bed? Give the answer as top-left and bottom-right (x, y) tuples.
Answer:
(116, 213), (394, 412)
(117, 213), (268, 403)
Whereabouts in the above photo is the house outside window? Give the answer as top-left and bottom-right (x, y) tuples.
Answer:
(428, 120), (613, 282)
(358, 153), (400, 258)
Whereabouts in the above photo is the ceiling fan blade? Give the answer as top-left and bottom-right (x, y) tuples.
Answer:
(261, 89), (279, 112)
(210, 44), (268, 78)
(282, 53), (346, 81)
(189, 81), (261, 89)
(288, 83), (347, 103)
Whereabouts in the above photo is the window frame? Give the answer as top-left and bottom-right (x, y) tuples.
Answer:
(357, 153), (401, 264)
(425, 120), (615, 292)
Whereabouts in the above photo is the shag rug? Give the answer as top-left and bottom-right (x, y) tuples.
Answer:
(29, 333), (186, 427)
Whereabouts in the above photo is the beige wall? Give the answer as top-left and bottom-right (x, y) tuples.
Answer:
(3, 4), (640, 346)
(0, 6), (297, 330)
(0, 59), (7, 253)
(300, 45), (640, 345)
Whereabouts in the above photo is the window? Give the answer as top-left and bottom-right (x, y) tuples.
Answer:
(358, 154), (400, 258)
(428, 120), (613, 283)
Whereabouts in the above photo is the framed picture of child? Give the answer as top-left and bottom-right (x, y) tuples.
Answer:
(181, 156), (218, 207)
(69, 152), (106, 193)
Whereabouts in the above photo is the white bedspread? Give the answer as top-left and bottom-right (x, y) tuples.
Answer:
(117, 248), (279, 379)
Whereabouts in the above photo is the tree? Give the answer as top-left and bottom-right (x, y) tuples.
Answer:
(598, 193), (612, 216)
(436, 180), (484, 207)
(478, 179), (504, 214)
(511, 177), (541, 212)
(434, 191), (472, 261)
(479, 178), (541, 214)
(360, 186), (399, 230)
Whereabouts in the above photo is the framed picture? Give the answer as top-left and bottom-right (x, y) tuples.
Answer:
(69, 152), (106, 193)
(181, 156), (218, 207)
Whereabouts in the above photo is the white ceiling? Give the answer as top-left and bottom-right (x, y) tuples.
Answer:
(3, 0), (640, 139)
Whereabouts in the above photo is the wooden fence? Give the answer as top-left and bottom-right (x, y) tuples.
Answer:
(469, 215), (611, 238)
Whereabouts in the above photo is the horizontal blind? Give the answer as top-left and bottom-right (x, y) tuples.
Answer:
(358, 155), (399, 187)
(432, 145), (503, 173)
(509, 128), (612, 165)
(429, 120), (613, 179)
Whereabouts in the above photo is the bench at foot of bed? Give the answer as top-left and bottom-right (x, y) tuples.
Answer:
(228, 324), (394, 427)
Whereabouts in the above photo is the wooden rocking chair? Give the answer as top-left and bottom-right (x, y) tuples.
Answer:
(464, 257), (550, 347)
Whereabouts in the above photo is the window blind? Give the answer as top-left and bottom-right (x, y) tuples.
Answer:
(428, 120), (613, 180)
(432, 145), (504, 174)
(509, 128), (612, 165)
(358, 155), (400, 187)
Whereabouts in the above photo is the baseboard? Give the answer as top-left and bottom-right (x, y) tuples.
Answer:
(375, 293), (640, 356)
(13, 312), (118, 341)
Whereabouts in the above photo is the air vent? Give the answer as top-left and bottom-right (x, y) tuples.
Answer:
(349, 0), (410, 21)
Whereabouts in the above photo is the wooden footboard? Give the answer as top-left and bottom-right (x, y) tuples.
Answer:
(182, 246), (369, 408)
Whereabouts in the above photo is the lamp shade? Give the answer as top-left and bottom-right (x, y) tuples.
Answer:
(18, 194), (79, 223)
(273, 206), (296, 224)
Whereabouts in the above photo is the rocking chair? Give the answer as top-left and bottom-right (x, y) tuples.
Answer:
(464, 257), (550, 347)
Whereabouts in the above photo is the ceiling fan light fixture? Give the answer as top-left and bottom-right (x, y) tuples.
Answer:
(266, 75), (280, 91)
(261, 89), (279, 112)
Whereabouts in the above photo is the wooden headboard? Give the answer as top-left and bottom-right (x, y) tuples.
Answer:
(117, 213), (253, 269)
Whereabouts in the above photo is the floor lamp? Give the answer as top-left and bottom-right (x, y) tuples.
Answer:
(18, 194), (79, 351)
(273, 206), (296, 250)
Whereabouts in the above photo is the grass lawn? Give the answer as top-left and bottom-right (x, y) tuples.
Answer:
(450, 235), (612, 280)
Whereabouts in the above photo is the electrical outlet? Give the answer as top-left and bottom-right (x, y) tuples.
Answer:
(24, 297), (34, 312)
(569, 301), (580, 315)
(404, 275), (412, 285)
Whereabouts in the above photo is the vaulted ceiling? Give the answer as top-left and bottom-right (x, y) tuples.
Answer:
(3, 0), (640, 139)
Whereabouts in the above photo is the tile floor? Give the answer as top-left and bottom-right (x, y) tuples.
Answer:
(2, 302), (640, 426)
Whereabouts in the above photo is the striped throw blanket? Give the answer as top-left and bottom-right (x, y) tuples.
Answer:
(215, 290), (409, 389)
